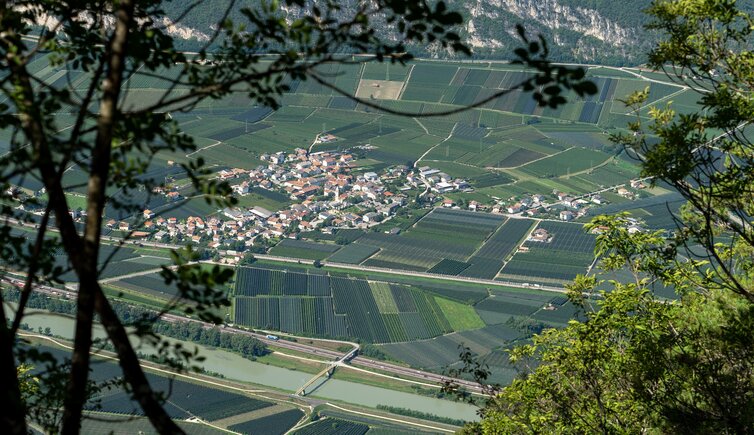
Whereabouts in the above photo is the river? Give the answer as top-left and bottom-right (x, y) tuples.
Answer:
(9, 304), (480, 421)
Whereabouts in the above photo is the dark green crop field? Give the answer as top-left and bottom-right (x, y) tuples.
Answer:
(12, 56), (686, 213)
(232, 265), (483, 343)
(15, 54), (694, 385)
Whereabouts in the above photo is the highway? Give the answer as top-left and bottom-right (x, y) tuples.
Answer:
(5, 277), (486, 395)
(12, 205), (570, 293)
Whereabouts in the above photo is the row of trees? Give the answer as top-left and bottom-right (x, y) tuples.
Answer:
(0, 1), (594, 432)
(5, 290), (268, 360)
(375, 405), (468, 426)
(4, 0), (748, 432)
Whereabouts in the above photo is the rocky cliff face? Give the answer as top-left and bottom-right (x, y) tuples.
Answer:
(459, 0), (649, 64)
(163, 0), (655, 66)
(471, 0), (634, 45)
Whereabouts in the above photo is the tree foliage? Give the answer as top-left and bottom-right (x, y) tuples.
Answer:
(473, 1), (754, 433)
(0, 1), (595, 433)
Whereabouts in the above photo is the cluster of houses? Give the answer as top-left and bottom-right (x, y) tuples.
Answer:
(108, 148), (414, 248)
(589, 216), (646, 235)
(50, 142), (652, 251)
(490, 180), (648, 222)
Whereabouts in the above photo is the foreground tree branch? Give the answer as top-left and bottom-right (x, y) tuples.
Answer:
(471, 1), (754, 433)
(61, 1), (136, 432)
(0, 1), (595, 432)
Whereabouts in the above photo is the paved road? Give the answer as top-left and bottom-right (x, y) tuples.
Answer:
(12, 203), (567, 293)
(249, 253), (567, 294)
(7, 278), (485, 394)
(349, 356), (483, 392)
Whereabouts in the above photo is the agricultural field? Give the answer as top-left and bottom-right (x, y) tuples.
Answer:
(269, 239), (342, 260)
(356, 208), (506, 272)
(461, 218), (536, 279)
(235, 188), (292, 211)
(517, 147), (613, 178)
(38, 345), (306, 434)
(474, 289), (559, 325)
(55, 244), (170, 284)
(91, 374), (273, 420)
(228, 408), (305, 435)
(594, 191), (685, 229)
(283, 210), (602, 286)
(325, 243), (379, 264)
(323, 211), (558, 282)
(229, 260), (586, 383)
(355, 79), (404, 100)
(499, 221), (598, 285)
(16, 56), (688, 224)
(378, 323), (521, 369)
(111, 272), (182, 301)
(81, 414), (227, 435)
(427, 259), (472, 275)
(376, 284), (576, 381)
(97, 257), (166, 279)
(232, 265), (483, 343)
(293, 418), (369, 435)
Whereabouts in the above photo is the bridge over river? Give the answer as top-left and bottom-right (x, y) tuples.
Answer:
(296, 346), (359, 396)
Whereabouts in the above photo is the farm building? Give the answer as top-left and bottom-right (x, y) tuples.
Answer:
(617, 187), (633, 198)
(528, 228), (552, 243)
(507, 203), (523, 214)
(560, 210), (576, 221)
(434, 182), (455, 193)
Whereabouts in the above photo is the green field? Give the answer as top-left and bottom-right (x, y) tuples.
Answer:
(434, 297), (485, 330)
(225, 257), (578, 381)
(10, 57), (682, 211)
(269, 239), (342, 260)
(232, 265), (485, 343)
(357, 208), (506, 271)
(18, 55), (693, 383)
(499, 221), (598, 285)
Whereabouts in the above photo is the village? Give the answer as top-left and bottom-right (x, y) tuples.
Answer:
(28, 145), (649, 255)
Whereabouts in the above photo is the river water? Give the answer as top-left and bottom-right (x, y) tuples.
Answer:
(10, 304), (480, 421)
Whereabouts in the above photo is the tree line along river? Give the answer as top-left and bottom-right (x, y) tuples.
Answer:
(7, 303), (479, 421)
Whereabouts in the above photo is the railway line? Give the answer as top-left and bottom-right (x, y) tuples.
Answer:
(4, 277), (486, 395)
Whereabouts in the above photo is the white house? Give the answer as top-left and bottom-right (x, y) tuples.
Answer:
(559, 210), (575, 221)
